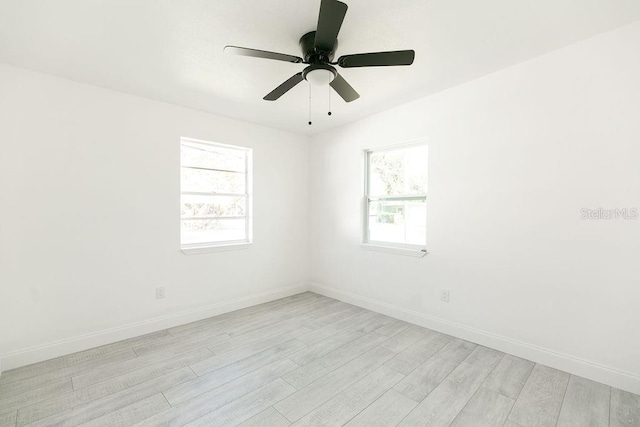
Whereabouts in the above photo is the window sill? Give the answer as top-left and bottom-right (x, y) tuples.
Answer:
(361, 244), (428, 258)
(181, 243), (251, 255)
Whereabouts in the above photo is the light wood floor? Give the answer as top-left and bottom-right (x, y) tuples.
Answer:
(1, 292), (638, 426)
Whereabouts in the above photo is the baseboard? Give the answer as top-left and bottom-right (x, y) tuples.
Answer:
(309, 282), (640, 395)
(0, 283), (310, 372)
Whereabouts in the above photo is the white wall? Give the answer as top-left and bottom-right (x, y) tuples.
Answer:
(309, 22), (640, 392)
(0, 64), (309, 369)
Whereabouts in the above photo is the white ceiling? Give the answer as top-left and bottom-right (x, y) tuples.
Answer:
(1, 0), (639, 135)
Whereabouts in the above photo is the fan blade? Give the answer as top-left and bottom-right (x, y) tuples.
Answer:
(330, 73), (359, 102)
(224, 46), (303, 63)
(264, 73), (304, 101)
(338, 50), (415, 68)
(314, 0), (348, 53)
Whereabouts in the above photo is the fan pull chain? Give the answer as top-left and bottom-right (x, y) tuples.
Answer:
(308, 84), (312, 126)
(328, 87), (332, 116)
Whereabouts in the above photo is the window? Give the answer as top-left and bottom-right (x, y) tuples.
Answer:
(180, 138), (252, 251)
(364, 143), (428, 250)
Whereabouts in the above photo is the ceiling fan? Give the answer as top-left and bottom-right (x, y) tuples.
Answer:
(224, 0), (415, 105)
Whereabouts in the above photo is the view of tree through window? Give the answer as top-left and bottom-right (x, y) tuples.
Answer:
(180, 138), (252, 248)
(365, 144), (427, 248)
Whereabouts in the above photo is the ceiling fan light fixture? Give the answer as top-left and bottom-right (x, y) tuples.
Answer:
(305, 68), (336, 86)
(226, 0), (414, 103)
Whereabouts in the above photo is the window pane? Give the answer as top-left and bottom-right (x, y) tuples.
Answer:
(181, 195), (246, 219)
(369, 145), (428, 196)
(368, 199), (426, 245)
(181, 143), (246, 172)
(181, 167), (245, 194)
(181, 219), (246, 245)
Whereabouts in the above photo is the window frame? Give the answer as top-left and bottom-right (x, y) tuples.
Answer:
(363, 141), (428, 254)
(180, 137), (253, 253)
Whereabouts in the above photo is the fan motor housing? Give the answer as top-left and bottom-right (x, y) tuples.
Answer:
(299, 31), (337, 63)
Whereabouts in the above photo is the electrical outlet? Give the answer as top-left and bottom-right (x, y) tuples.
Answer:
(156, 287), (165, 299)
(440, 289), (450, 303)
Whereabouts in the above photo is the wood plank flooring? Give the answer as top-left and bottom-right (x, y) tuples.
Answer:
(0, 292), (638, 426)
